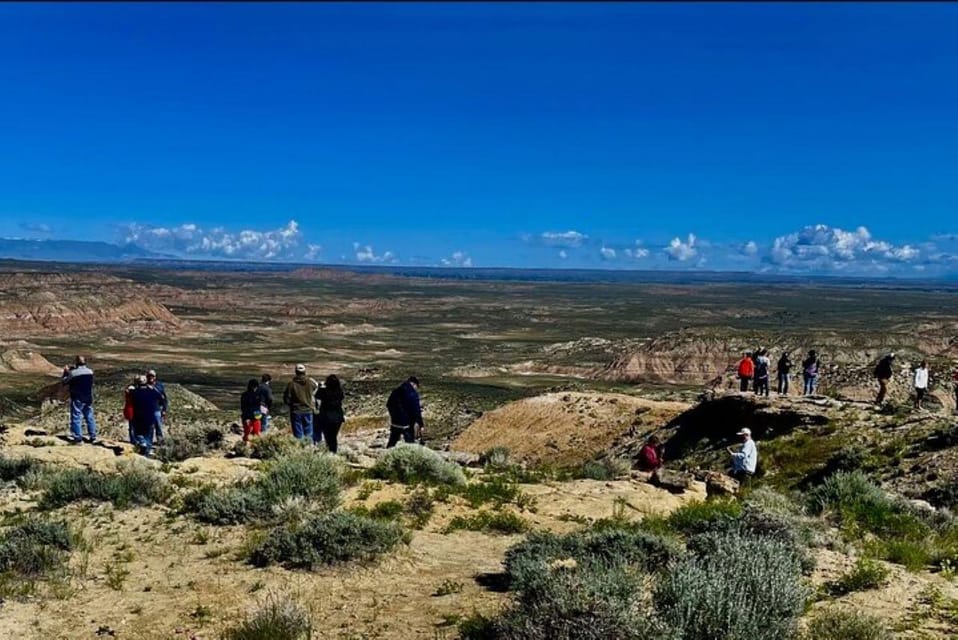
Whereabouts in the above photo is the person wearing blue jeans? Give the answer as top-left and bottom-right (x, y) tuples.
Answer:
(62, 356), (97, 443)
(283, 364), (318, 442)
(146, 370), (168, 443)
(802, 350), (819, 396)
(130, 375), (165, 457)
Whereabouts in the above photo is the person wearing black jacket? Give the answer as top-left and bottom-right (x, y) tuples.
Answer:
(777, 352), (793, 395)
(314, 375), (345, 453)
(386, 376), (424, 448)
(875, 353), (895, 406)
(241, 379), (263, 443)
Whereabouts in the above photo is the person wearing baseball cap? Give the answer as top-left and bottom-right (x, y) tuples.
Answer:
(727, 427), (757, 482)
(283, 364), (318, 441)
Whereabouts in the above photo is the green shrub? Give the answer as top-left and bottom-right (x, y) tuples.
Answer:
(803, 608), (892, 640)
(368, 500), (404, 520)
(480, 446), (512, 470)
(155, 425), (225, 462)
(827, 558), (890, 596)
(186, 451), (341, 525)
(578, 457), (632, 481)
(250, 432), (304, 460)
(0, 517), (74, 577)
(39, 461), (169, 509)
(454, 476), (535, 510)
(666, 498), (744, 536)
(654, 532), (809, 640)
(480, 562), (678, 640)
(221, 595), (313, 640)
(0, 456), (42, 484)
(249, 511), (404, 569)
(405, 487), (435, 528)
(370, 445), (466, 486)
(444, 510), (530, 535)
(505, 527), (682, 593)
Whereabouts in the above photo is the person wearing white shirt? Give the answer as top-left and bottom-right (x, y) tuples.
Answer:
(727, 427), (758, 482)
(914, 361), (929, 411)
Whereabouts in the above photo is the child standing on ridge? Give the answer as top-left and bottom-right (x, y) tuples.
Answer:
(241, 379), (262, 442)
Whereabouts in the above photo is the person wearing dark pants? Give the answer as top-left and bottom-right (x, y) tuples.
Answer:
(777, 352), (793, 395)
(314, 374), (345, 453)
(386, 376), (424, 448)
(874, 353), (895, 406)
(736, 353), (754, 393)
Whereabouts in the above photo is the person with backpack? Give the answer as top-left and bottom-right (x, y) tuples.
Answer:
(386, 376), (424, 447)
(256, 374), (274, 433)
(874, 353), (895, 406)
(314, 374), (346, 453)
(241, 379), (263, 442)
(914, 361), (929, 411)
(802, 350), (819, 396)
(123, 376), (139, 443)
(61, 355), (97, 444)
(283, 364), (319, 441)
(736, 352), (755, 392)
(777, 351), (793, 395)
(753, 349), (771, 397)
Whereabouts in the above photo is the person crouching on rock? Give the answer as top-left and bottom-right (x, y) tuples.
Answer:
(386, 376), (424, 447)
(737, 352), (754, 392)
(727, 428), (757, 483)
(241, 379), (262, 443)
(130, 375), (164, 457)
(284, 364), (319, 441)
(637, 434), (664, 471)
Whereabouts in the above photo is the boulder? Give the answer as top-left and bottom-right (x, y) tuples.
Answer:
(650, 468), (694, 493)
(705, 471), (740, 497)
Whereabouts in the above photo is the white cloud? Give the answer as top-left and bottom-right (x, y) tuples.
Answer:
(19, 222), (52, 235)
(304, 244), (322, 261)
(540, 230), (589, 248)
(665, 233), (698, 261)
(124, 220), (304, 260)
(558, 250), (568, 259)
(624, 247), (650, 259)
(742, 240), (758, 256)
(768, 225), (920, 271)
(353, 243), (397, 264)
(440, 251), (473, 268)
(599, 246), (616, 260)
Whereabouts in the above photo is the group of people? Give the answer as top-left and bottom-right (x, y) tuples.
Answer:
(638, 427), (758, 483)
(59, 355), (426, 458)
(736, 349), (820, 396)
(239, 365), (426, 453)
(122, 370), (168, 455)
(873, 353), (938, 410)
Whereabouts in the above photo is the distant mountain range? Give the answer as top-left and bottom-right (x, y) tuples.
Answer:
(0, 238), (167, 262)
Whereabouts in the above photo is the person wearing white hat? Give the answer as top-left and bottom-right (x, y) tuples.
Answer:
(727, 428), (757, 481)
(283, 364), (319, 441)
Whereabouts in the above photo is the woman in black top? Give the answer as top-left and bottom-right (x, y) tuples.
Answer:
(315, 374), (345, 453)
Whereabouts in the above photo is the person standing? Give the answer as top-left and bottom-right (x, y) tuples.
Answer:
(315, 375), (346, 453)
(241, 379), (263, 442)
(727, 427), (758, 482)
(146, 369), (168, 444)
(123, 376), (139, 443)
(130, 375), (164, 457)
(874, 353), (895, 406)
(283, 364), (318, 441)
(777, 351), (793, 395)
(62, 356), (97, 444)
(386, 376), (424, 447)
(256, 374), (274, 433)
(753, 349), (771, 397)
(953, 365), (958, 413)
(802, 350), (820, 396)
(736, 352), (755, 392)
(914, 361), (929, 411)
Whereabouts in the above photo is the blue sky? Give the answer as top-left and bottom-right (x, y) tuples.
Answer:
(1, 2), (957, 274)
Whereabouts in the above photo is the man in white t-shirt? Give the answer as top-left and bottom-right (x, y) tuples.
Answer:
(914, 361), (929, 411)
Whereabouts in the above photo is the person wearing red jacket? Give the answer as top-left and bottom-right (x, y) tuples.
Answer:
(123, 376), (138, 443)
(737, 352), (755, 392)
(638, 435), (664, 471)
